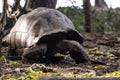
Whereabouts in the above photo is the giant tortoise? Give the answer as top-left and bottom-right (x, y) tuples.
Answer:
(2, 7), (99, 64)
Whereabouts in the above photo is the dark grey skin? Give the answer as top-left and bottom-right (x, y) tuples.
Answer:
(22, 39), (105, 64)
(22, 39), (90, 64)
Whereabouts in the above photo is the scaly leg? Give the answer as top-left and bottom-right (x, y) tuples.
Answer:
(22, 44), (47, 63)
(56, 40), (90, 64)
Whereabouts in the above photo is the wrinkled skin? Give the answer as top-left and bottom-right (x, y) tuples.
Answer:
(21, 39), (90, 64)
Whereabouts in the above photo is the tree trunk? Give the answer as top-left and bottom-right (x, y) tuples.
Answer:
(93, 0), (108, 13)
(0, 0), (7, 54)
(95, 0), (108, 8)
(83, 0), (91, 32)
(26, 0), (57, 9)
(93, 0), (108, 33)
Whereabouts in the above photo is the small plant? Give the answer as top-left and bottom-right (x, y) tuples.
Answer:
(0, 56), (7, 63)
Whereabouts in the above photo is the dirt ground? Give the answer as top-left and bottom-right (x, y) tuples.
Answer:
(1, 33), (120, 79)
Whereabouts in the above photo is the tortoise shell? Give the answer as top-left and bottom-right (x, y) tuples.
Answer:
(3, 7), (83, 48)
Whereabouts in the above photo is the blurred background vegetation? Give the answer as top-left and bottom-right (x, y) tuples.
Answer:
(58, 7), (120, 34)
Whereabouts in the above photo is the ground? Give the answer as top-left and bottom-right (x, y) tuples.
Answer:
(0, 33), (120, 79)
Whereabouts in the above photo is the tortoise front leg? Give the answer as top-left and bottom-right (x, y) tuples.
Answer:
(22, 44), (47, 63)
(56, 40), (90, 64)
(3, 48), (22, 60)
